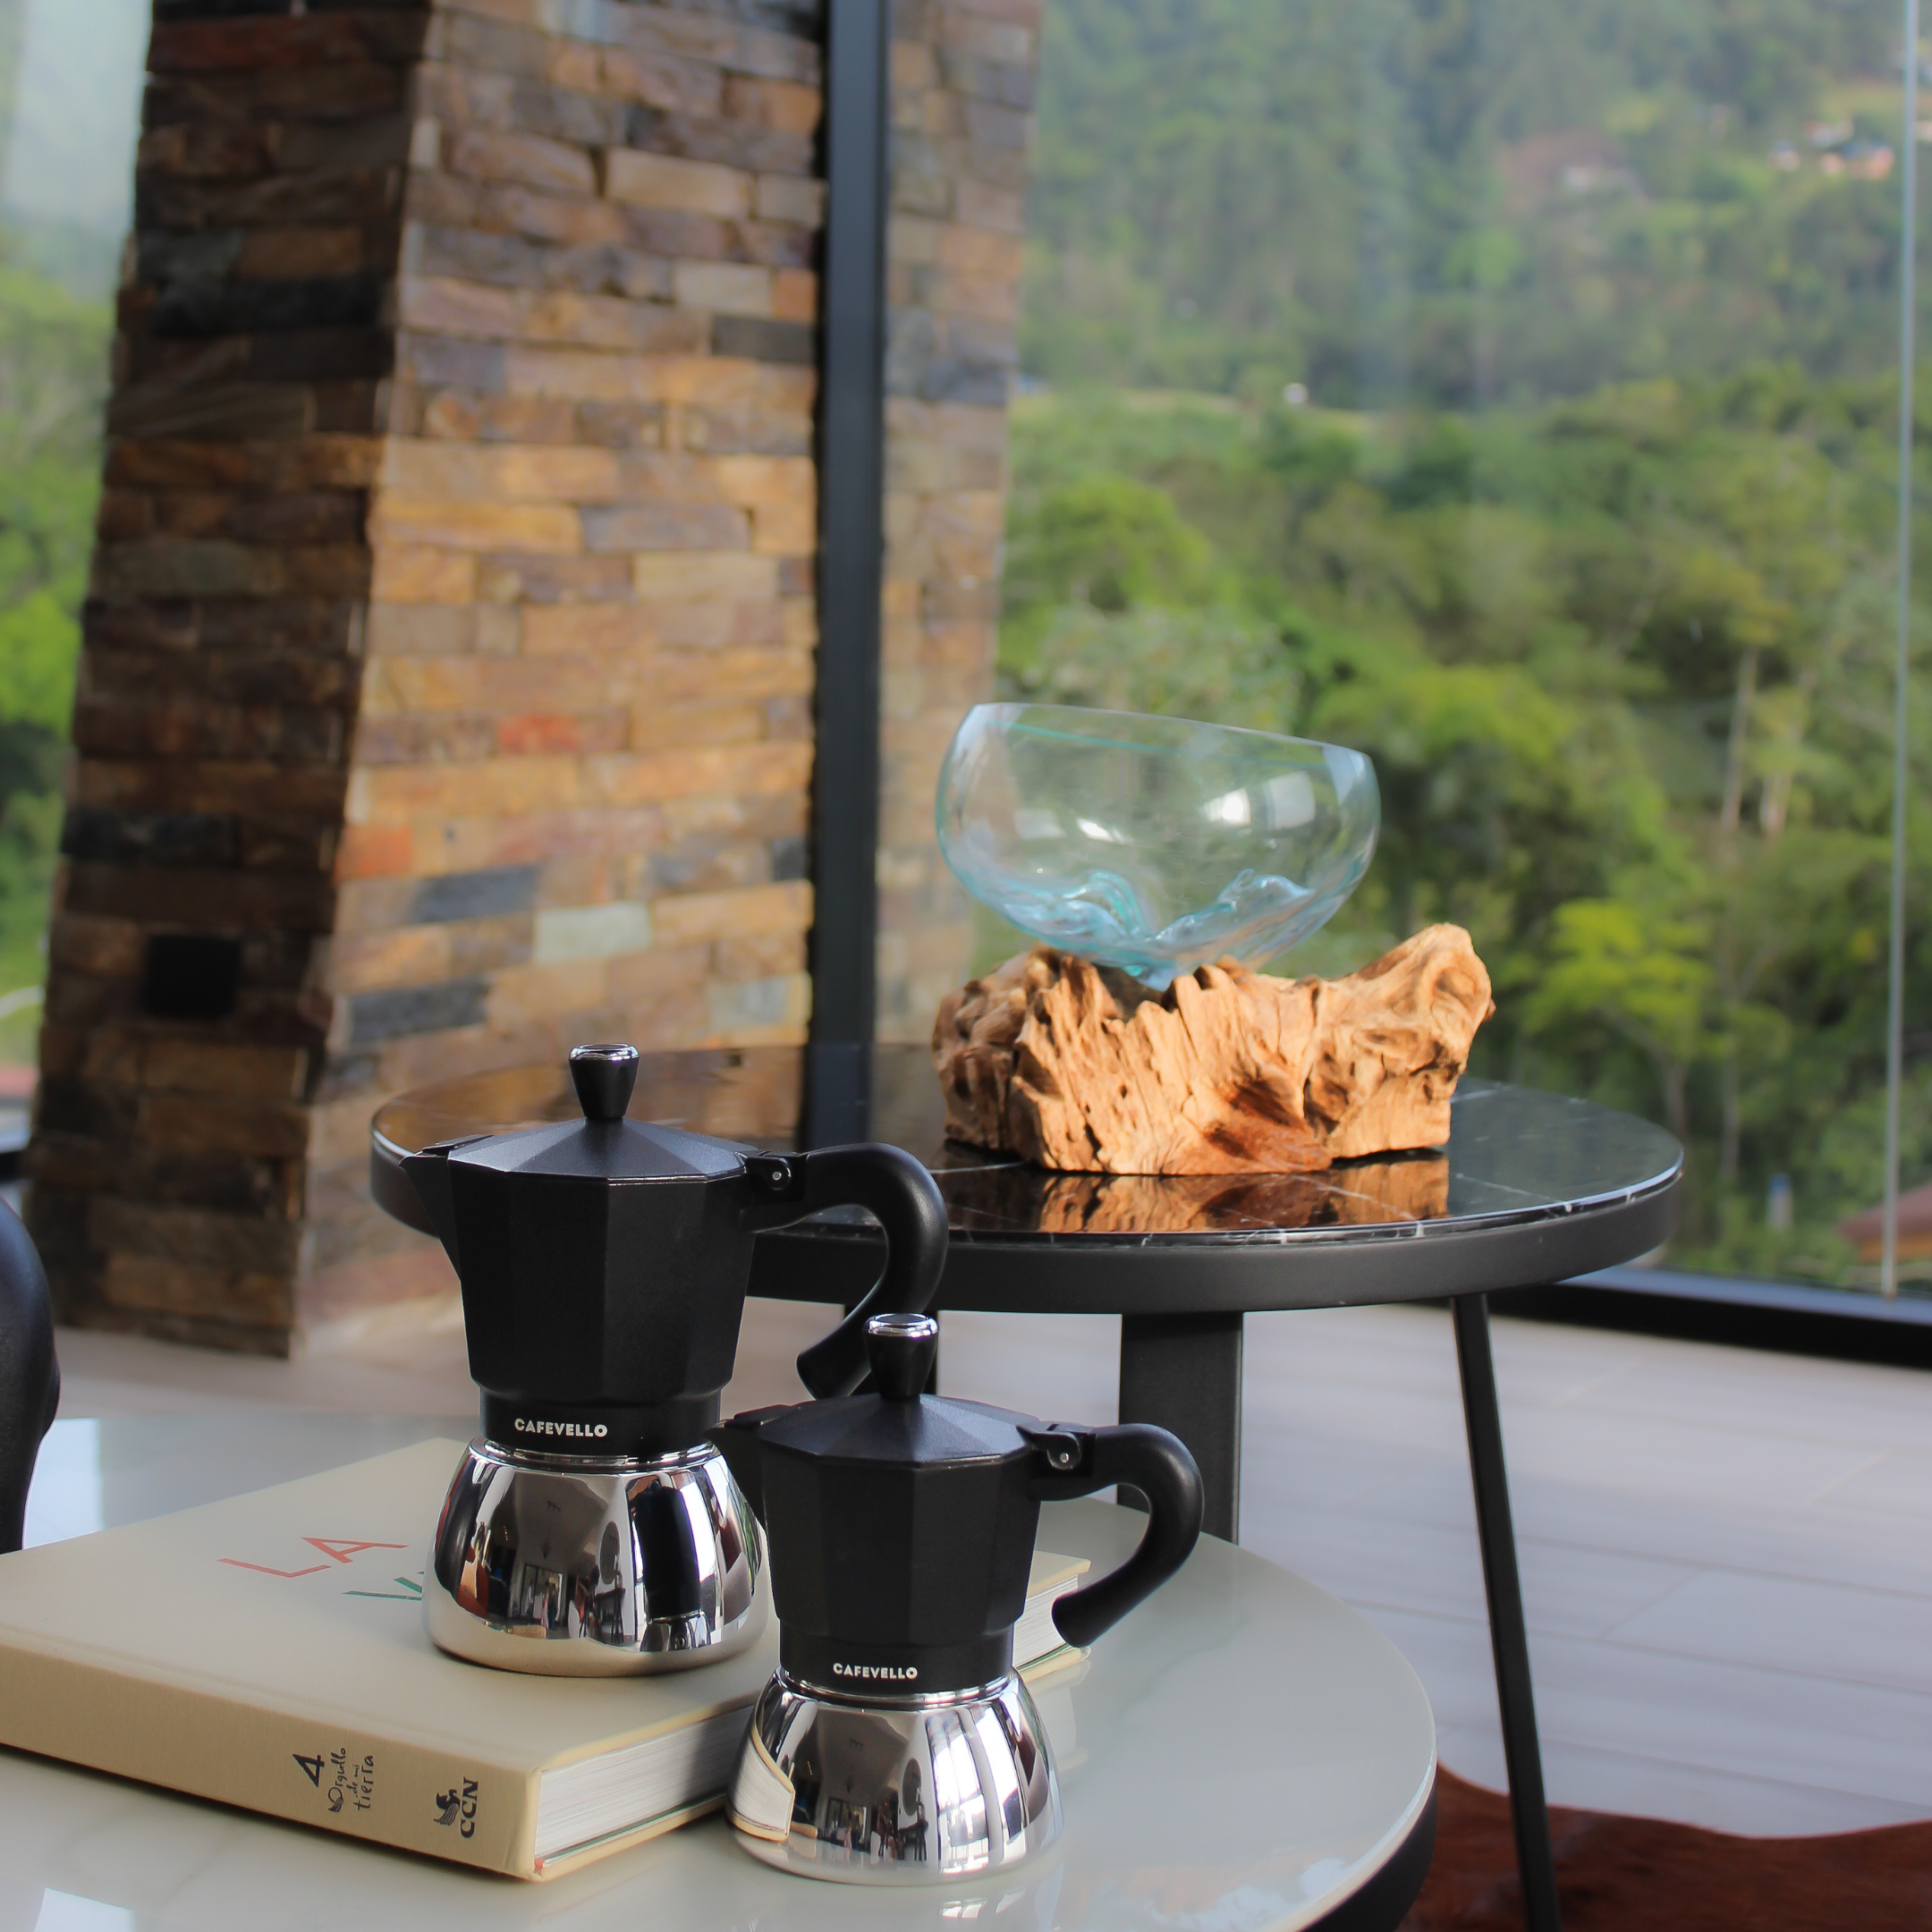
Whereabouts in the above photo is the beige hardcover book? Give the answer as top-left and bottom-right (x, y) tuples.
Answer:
(0, 1438), (1091, 1879)
(1013, 1551), (1090, 1681)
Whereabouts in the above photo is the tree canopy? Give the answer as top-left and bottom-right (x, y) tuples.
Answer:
(0, 254), (110, 1029)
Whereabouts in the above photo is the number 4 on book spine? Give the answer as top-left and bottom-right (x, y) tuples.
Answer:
(293, 1753), (324, 1788)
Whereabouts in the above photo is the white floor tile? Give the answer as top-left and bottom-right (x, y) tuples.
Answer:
(1560, 1351), (1932, 1453)
(1436, 1723), (1932, 1835)
(1812, 1448), (1932, 1524)
(1243, 1503), (1699, 1640)
(1365, 1604), (1932, 1812)
(1243, 1426), (1453, 1514)
(1504, 1481), (1932, 1597)
(1468, 1403), (1885, 1511)
(1603, 1568), (1932, 1696)
(937, 1309), (1122, 1424)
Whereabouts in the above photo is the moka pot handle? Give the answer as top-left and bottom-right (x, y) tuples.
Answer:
(1023, 1424), (1204, 1650)
(740, 1144), (948, 1398)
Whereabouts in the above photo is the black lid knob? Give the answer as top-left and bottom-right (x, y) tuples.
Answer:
(570, 1044), (640, 1123)
(865, 1312), (937, 1402)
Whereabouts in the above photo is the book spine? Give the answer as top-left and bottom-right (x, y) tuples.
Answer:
(0, 1646), (541, 1876)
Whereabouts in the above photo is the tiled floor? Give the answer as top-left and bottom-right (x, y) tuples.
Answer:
(50, 1295), (1932, 1837)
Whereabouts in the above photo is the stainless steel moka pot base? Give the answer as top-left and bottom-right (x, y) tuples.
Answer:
(728, 1668), (1061, 1883)
(423, 1436), (766, 1677)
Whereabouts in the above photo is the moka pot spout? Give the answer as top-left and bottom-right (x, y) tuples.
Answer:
(400, 1138), (476, 1272)
(709, 1410), (772, 1522)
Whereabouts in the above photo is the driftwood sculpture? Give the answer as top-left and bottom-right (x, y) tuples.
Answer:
(932, 924), (1495, 1175)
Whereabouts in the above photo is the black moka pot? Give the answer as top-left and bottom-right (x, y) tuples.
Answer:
(404, 1044), (949, 1677)
(713, 1311), (1204, 1884)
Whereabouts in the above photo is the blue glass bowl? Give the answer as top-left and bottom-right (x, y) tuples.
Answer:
(936, 705), (1379, 986)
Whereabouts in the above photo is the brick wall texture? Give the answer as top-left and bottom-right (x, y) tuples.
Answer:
(28, 0), (1038, 1353)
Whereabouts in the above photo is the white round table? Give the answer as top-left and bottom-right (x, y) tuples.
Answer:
(5, 1417), (1437, 1932)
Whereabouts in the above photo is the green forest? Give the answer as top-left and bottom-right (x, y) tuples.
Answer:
(1002, 0), (1930, 1285)
(0, 0), (161, 1063)
(0, 244), (104, 1059)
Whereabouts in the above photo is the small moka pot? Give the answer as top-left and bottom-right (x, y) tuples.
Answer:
(402, 1045), (947, 1677)
(712, 1313), (1203, 1882)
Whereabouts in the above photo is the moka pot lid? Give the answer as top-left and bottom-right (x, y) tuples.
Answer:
(444, 1043), (749, 1184)
(746, 1350), (1038, 1470)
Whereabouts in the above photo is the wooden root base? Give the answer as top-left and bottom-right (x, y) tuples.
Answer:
(932, 924), (1495, 1174)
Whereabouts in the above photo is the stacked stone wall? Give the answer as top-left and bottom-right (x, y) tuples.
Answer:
(313, 0), (830, 1317)
(30, 0), (1038, 1351)
(31, 5), (430, 1349)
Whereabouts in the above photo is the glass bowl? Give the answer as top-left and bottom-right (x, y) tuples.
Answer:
(936, 705), (1379, 986)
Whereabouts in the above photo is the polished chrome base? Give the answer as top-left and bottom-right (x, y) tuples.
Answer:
(727, 1669), (1061, 1883)
(422, 1436), (766, 1676)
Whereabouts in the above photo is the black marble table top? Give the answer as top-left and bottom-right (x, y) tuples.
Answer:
(371, 1046), (1681, 1314)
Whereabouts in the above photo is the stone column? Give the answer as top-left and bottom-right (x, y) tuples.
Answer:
(29, 0), (1039, 1352)
(33, 5), (435, 1352)
(319, 2), (828, 1318)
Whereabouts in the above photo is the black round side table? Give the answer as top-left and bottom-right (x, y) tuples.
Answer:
(372, 1041), (1682, 1932)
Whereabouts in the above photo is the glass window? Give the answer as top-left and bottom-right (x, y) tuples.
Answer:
(1003, 0), (1922, 1293)
(0, 0), (146, 1066)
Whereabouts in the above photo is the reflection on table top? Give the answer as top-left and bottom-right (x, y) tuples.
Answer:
(373, 1046), (1682, 1251)
(8, 1417), (1435, 1932)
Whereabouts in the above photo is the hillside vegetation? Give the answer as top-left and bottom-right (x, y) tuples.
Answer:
(0, 250), (106, 1055)
(1003, 0), (1927, 1284)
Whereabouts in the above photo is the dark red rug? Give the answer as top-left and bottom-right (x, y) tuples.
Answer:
(1399, 1769), (1932, 1931)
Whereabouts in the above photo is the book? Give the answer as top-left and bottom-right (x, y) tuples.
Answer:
(1015, 1549), (1089, 1679)
(0, 1437), (1089, 1879)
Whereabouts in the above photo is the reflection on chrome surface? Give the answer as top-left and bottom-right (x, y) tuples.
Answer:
(422, 1438), (765, 1676)
(729, 1670), (1061, 1885)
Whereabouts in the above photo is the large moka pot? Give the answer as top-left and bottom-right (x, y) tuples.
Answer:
(713, 1312), (1203, 1883)
(404, 1043), (948, 1677)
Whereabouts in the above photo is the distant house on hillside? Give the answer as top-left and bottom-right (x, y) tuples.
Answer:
(1496, 131), (1637, 215)
(1839, 1182), (1932, 1262)
(1830, 140), (1895, 180)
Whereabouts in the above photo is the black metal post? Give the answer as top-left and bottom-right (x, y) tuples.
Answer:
(1452, 1292), (1562, 1932)
(1118, 1311), (1244, 1541)
(801, 1040), (872, 1147)
(807, 0), (891, 1109)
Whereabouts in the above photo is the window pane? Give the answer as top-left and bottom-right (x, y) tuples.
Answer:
(0, 0), (146, 1070)
(1007, 0), (1921, 1290)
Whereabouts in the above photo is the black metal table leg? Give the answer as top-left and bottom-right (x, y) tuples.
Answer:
(1452, 1292), (1562, 1932)
(1118, 1310), (1243, 1541)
